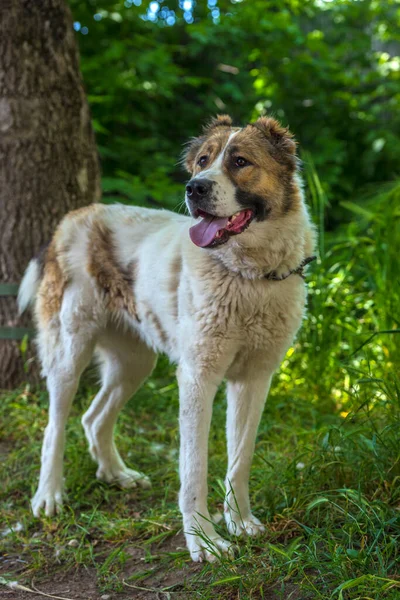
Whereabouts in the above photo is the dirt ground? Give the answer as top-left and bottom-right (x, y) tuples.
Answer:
(0, 531), (302, 600)
(0, 532), (203, 600)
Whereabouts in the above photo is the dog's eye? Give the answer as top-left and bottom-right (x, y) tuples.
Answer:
(198, 155), (208, 167)
(235, 156), (249, 168)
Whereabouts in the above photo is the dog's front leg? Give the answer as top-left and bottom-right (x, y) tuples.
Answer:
(224, 369), (273, 537)
(177, 364), (233, 562)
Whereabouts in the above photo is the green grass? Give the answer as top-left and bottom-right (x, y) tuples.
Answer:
(1, 181), (400, 599)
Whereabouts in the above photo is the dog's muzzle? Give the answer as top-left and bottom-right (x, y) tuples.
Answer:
(186, 178), (215, 215)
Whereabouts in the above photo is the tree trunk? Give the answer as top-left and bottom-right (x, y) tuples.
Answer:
(0, 0), (101, 389)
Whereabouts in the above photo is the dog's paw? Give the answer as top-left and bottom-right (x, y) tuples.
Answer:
(31, 486), (63, 518)
(186, 532), (236, 563)
(225, 512), (266, 537)
(96, 465), (151, 489)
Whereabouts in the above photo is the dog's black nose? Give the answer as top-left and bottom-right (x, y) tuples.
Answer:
(186, 179), (212, 200)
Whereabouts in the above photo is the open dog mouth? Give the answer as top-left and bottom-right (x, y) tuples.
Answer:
(189, 208), (254, 248)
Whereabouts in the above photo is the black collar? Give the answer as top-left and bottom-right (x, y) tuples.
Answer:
(264, 255), (317, 281)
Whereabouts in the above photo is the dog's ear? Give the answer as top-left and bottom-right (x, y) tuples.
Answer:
(251, 117), (297, 169)
(203, 114), (233, 132)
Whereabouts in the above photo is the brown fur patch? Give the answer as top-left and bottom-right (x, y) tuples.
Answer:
(143, 303), (168, 347)
(225, 127), (289, 217)
(127, 259), (138, 290)
(203, 114), (233, 133)
(87, 220), (138, 320)
(282, 180), (302, 215)
(51, 205), (106, 273)
(67, 203), (104, 222)
(37, 242), (67, 325)
(250, 117), (297, 170)
(168, 255), (182, 317)
(168, 255), (182, 294)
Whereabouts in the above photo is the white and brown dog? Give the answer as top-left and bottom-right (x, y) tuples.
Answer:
(18, 115), (316, 562)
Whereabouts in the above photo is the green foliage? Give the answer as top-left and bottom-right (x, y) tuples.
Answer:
(283, 175), (400, 410)
(1, 181), (399, 598)
(69, 0), (400, 224)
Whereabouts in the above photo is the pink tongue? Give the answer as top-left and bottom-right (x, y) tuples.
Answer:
(189, 215), (229, 248)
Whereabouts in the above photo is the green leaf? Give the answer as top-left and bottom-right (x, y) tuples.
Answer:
(340, 201), (377, 220)
(306, 497), (330, 512)
(211, 576), (242, 587)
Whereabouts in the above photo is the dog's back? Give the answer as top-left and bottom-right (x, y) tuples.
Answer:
(19, 203), (190, 373)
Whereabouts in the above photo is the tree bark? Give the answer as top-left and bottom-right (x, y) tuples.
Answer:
(0, 0), (101, 389)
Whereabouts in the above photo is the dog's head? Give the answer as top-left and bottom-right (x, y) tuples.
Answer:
(183, 115), (300, 248)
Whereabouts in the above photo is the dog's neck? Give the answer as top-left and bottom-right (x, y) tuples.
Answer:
(212, 205), (316, 281)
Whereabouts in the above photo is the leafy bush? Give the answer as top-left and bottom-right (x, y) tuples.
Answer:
(70, 0), (400, 226)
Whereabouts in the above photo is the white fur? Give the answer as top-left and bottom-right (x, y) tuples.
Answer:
(17, 258), (40, 314)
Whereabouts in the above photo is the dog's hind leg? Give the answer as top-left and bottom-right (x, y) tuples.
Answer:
(82, 329), (156, 489)
(32, 313), (96, 517)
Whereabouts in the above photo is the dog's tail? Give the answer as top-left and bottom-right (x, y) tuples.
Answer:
(18, 258), (41, 315)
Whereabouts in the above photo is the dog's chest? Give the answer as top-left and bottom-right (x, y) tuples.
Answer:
(221, 278), (307, 377)
(241, 285), (296, 338)
(220, 276), (307, 349)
